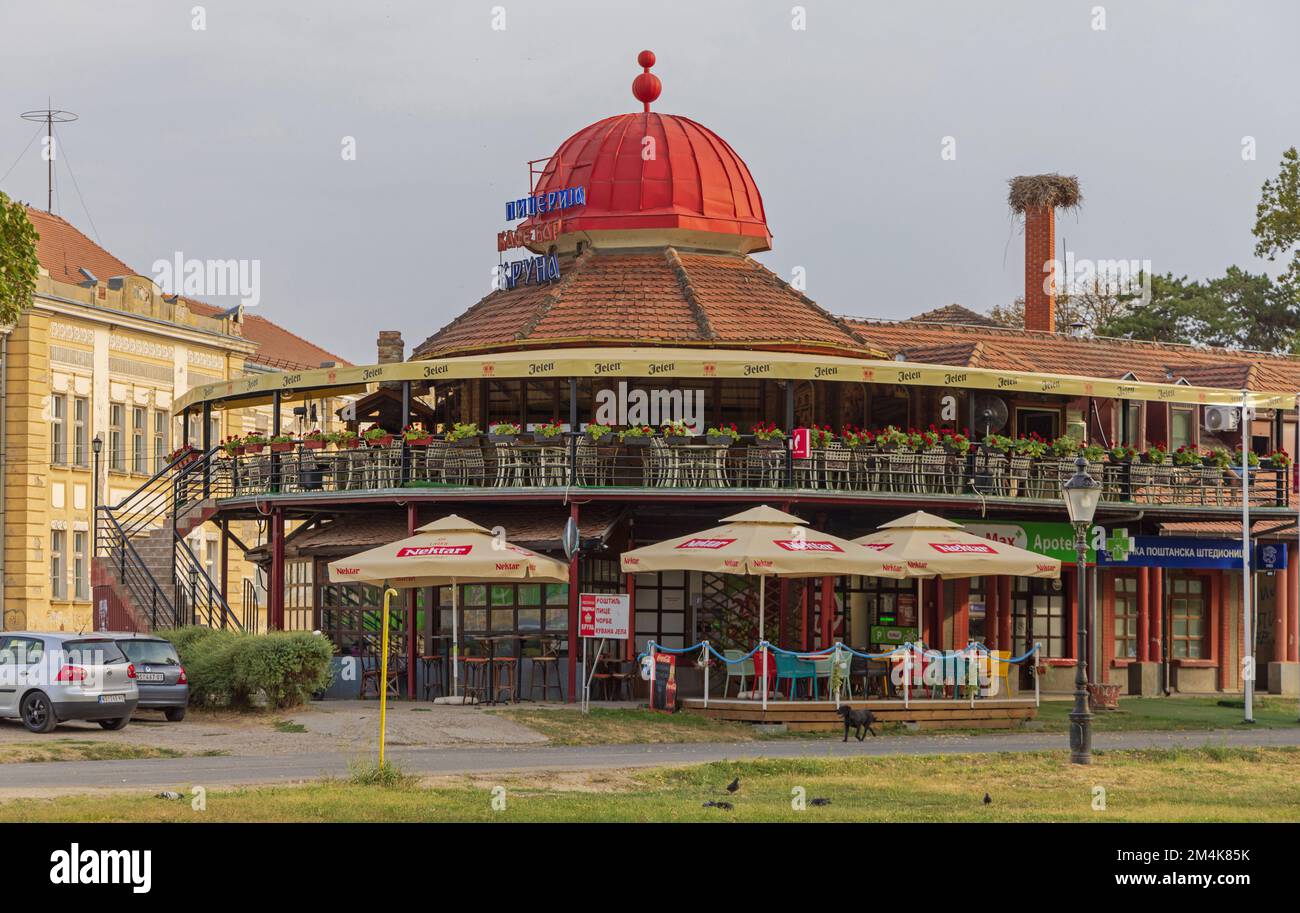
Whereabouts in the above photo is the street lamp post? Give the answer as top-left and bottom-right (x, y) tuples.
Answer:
(1062, 455), (1102, 765)
(91, 434), (103, 558)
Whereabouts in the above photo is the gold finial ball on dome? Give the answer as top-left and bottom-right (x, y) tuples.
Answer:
(632, 49), (661, 110)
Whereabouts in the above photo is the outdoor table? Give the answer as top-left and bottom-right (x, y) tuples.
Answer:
(663, 443), (729, 487)
(474, 634), (527, 704)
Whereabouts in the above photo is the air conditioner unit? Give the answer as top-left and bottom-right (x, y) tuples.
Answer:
(1203, 405), (1240, 433)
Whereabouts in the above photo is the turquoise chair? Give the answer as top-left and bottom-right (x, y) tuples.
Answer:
(774, 652), (817, 699)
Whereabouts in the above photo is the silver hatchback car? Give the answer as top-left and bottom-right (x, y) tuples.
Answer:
(0, 632), (139, 732)
(112, 634), (189, 721)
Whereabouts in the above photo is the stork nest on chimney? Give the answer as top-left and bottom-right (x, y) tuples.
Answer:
(1007, 174), (1082, 213)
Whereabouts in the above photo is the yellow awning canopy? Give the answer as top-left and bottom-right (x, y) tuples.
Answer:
(173, 345), (1298, 414)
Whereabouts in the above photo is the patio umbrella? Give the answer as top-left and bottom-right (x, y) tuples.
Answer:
(619, 505), (902, 706)
(327, 514), (569, 702)
(852, 511), (1062, 579)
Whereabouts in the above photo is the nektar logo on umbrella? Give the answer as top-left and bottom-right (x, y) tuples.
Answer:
(397, 545), (473, 557)
(773, 539), (842, 552)
(676, 538), (736, 549)
(929, 542), (996, 554)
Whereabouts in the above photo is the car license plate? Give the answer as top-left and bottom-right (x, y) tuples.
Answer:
(98, 694), (125, 704)
(137, 673), (165, 682)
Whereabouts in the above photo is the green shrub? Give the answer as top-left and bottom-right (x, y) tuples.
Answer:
(233, 632), (334, 709)
(163, 627), (333, 710)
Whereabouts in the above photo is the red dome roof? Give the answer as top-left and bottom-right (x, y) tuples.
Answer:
(523, 112), (772, 253)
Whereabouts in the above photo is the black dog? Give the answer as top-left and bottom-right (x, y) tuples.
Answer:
(836, 705), (878, 741)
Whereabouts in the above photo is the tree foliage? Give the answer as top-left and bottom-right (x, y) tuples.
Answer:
(0, 192), (39, 326)
(1254, 147), (1300, 295)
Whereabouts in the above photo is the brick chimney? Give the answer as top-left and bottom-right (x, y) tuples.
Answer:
(1008, 174), (1081, 335)
(1023, 205), (1056, 333)
(377, 330), (404, 389)
(377, 330), (404, 363)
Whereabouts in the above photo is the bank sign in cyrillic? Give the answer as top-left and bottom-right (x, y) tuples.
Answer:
(578, 593), (631, 639)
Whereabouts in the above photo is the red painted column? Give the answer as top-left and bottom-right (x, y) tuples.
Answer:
(407, 504), (418, 698)
(1215, 571), (1229, 692)
(1289, 548), (1299, 663)
(954, 579), (970, 646)
(1274, 560), (1289, 664)
(269, 508), (285, 631)
(799, 584), (809, 652)
(934, 576), (946, 651)
(820, 576), (835, 648)
(998, 576), (1013, 654)
(1136, 567), (1150, 662)
(566, 502), (580, 703)
(1150, 568), (1164, 664)
(625, 573), (636, 661)
(985, 577), (1000, 649)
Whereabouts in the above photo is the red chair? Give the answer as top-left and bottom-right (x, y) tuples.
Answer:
(752, 648), (777, 699)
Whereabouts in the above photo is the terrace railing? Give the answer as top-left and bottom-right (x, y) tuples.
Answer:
(215, 437), (1292, 510)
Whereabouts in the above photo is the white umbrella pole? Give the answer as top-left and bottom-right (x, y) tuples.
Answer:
(759, 575), (768, 711)
(451, 578), (460, 700)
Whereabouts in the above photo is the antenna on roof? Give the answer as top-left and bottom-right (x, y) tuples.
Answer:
(20, 103), (78, 213)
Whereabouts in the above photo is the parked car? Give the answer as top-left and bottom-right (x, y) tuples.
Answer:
(111, 634), (189, 721)
(0, 632), (138, 733)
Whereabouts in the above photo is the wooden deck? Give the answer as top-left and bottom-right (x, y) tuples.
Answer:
(681, 697), (1038, 731)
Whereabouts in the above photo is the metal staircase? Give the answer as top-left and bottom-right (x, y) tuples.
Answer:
(94, 447), (242, 632)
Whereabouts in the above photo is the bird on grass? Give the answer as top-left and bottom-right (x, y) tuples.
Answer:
(983, 793), (992, 805)
(809, 797), (832, 807)
(703, 800), (734, 810)
(726, 777), (740, 794)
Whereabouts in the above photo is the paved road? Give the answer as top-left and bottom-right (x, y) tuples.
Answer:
(3, 728), (1298, 794)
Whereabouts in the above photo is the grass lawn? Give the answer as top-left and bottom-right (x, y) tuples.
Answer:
(493, 707), (781, 744)
(1, 746), (1296, 822)
(0, 740), (185, 764)
(1033, 696), (1300, 732)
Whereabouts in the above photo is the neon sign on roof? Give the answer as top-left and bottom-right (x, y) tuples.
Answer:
(505, 186), (586, 221)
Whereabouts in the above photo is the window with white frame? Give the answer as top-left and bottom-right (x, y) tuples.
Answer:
(50, 530), (66, 600)
(73, 397), (89, 467)
(109, 403), (126, 472)
(50, 395), (67, 465)
(73, 531), (88, 600)
(132, 406), (147, 474)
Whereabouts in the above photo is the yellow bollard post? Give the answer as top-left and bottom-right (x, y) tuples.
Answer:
(379, 586), (397, 768)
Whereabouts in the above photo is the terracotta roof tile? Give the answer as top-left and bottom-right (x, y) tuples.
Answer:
(414, 249), (876, 359)
(24, 206), (348, 371)
(908, 304), (1006, 328)
(852, 317), (1300, 393)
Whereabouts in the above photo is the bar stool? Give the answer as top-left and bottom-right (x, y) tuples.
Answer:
(490, 654), (519, 703)
(527, 638), (564, 701)
(462, 641), (491, 703)
(420, 654), (445, 700)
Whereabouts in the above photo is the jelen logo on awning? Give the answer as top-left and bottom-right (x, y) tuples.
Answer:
(397, 545), (473, 557)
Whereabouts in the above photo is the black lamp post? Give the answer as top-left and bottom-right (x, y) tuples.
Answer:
(1062, 455), (1102, 765)
(91, 434), (103, 557)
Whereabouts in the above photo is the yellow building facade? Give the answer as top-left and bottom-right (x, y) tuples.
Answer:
(3, 208), (351, 633)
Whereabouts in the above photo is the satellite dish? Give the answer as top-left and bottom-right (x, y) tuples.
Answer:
(973, 395), (1009, 435)
(562, 516), (580, 559)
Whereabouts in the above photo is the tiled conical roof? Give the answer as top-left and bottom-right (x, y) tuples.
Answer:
(412, 248), (878, 359)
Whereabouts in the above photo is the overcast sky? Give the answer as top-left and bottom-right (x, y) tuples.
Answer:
(2, 0), (1297, 364)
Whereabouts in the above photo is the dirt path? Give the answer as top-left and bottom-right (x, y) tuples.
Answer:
(0, 701), (546, 759)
